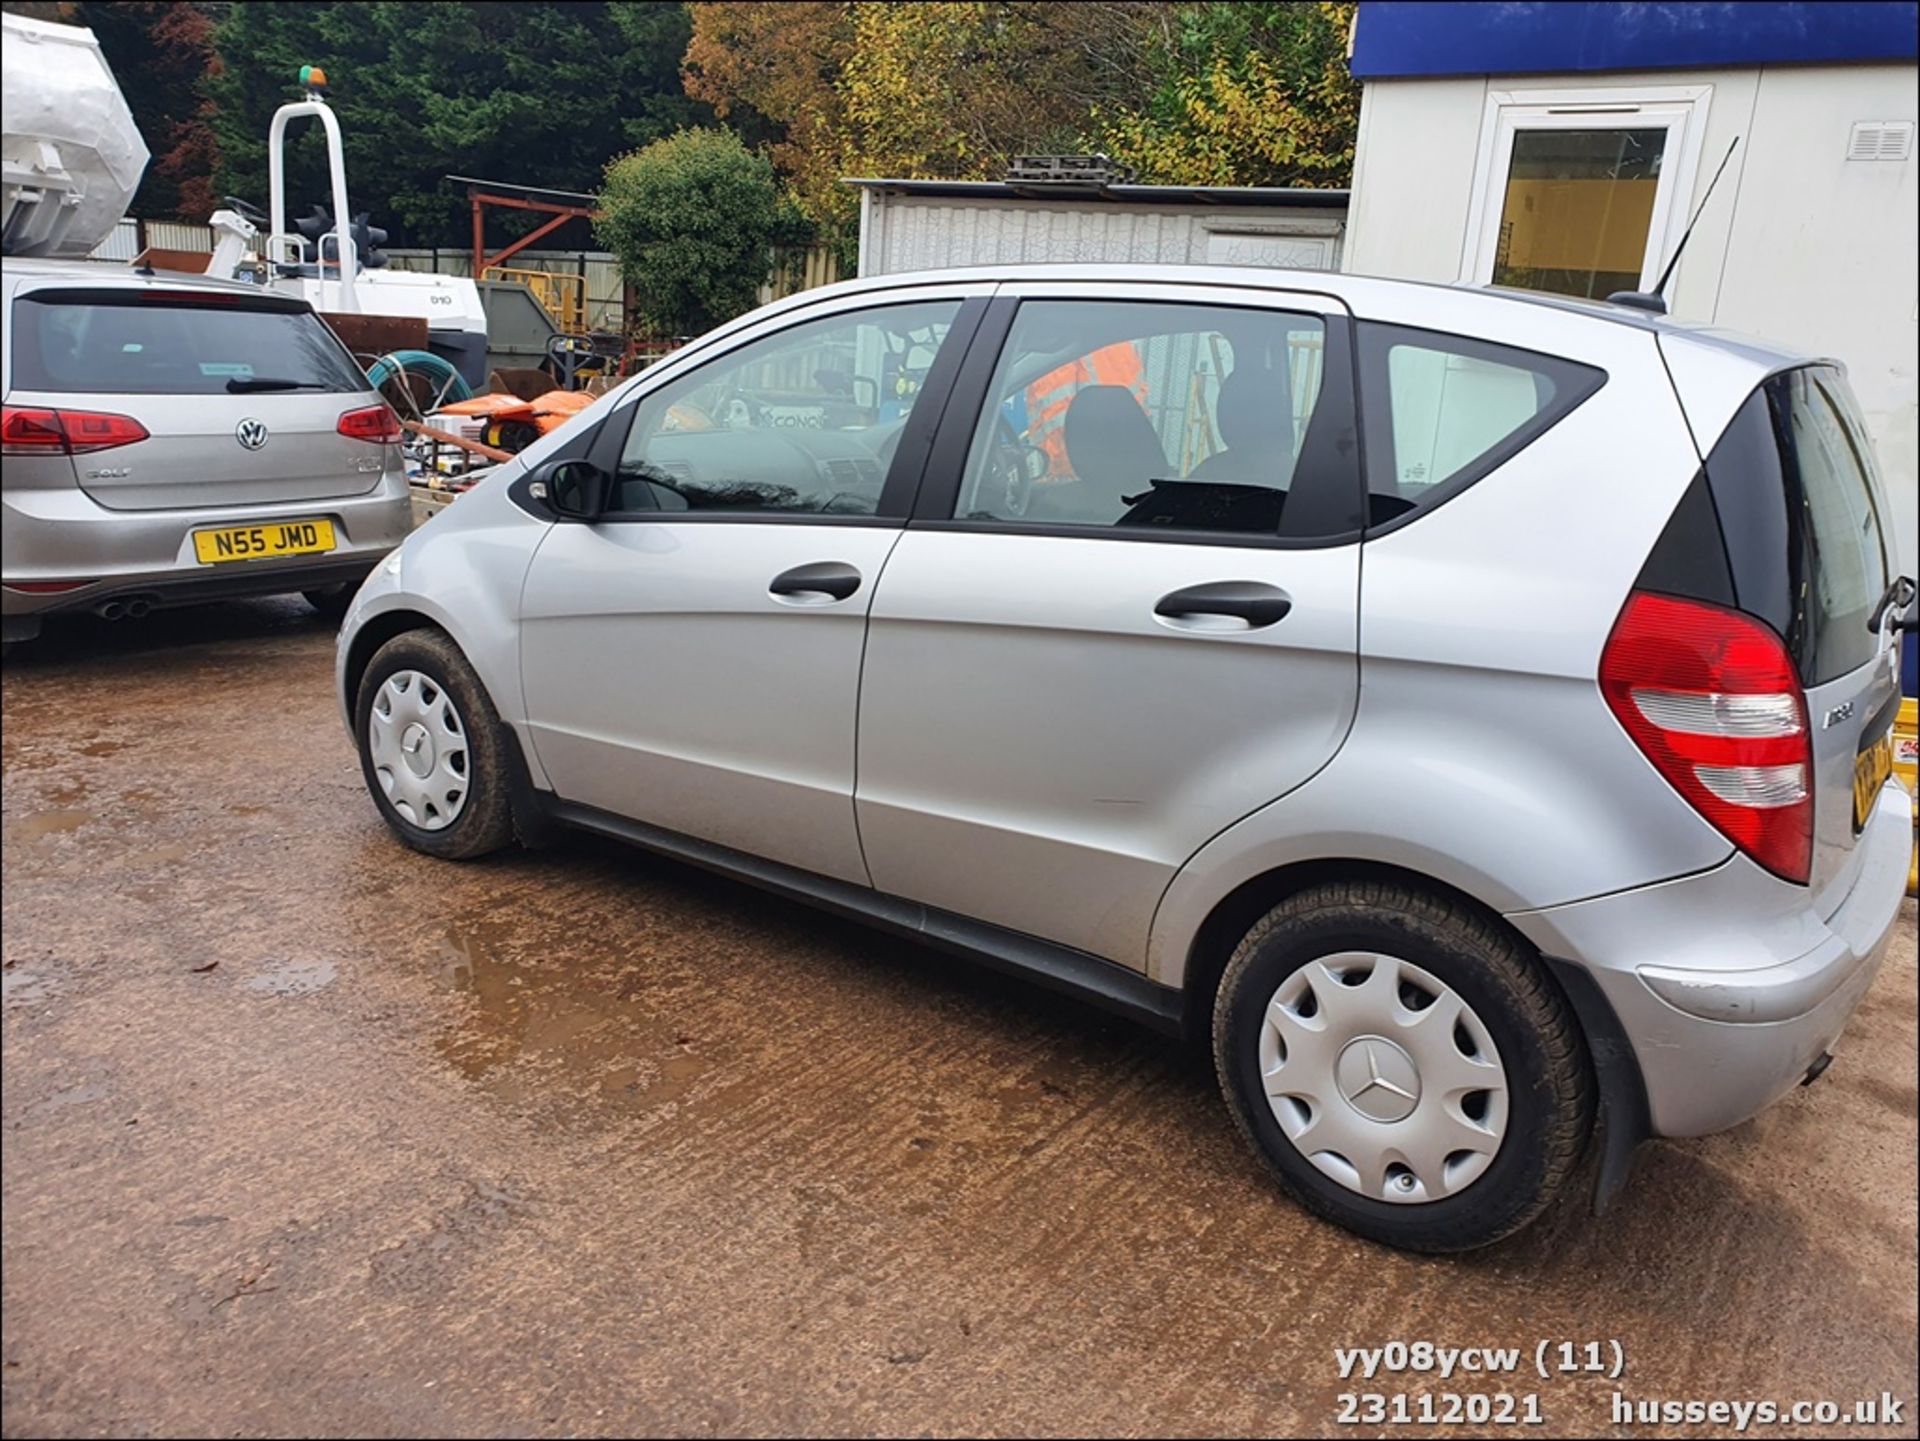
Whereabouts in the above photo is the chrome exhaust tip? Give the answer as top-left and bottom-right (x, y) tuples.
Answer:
(97, 599), (127, 621)
(124, 598), (152, 619)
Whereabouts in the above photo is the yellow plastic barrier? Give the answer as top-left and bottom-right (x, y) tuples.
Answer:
(1894, 697), (1917, 896)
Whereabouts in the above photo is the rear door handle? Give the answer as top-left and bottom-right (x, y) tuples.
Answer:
(769, 561), (862, 604)
(1154, 581), (1292, 629)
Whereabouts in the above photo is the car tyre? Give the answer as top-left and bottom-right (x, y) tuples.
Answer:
(1212, 880), (1592, 1252)
(354, 628), (515, 861)
(304, 584), (356, 622)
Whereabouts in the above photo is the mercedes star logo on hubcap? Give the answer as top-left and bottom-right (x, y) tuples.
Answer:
(399, 722), (434, 778)
(1334, 1036), (1422, 1122)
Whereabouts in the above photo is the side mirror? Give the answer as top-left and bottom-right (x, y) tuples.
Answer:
(529, 458), (610, 520)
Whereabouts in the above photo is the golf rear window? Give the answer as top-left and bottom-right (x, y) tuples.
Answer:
(11, 289), (368, 396)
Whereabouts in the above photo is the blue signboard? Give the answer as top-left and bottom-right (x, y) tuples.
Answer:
(1351, 2), (1920, 79)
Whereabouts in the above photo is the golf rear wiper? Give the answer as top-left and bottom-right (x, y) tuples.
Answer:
(224, 377), (327, 393)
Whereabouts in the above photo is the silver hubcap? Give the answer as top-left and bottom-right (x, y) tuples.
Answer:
(367, 669), (469, 831)
(1259, 952), (1508, 1204)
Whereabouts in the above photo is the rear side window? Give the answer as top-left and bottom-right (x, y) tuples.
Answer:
(950, 298), (1362, 540)
(11, 289), (368, 396)
(1703, 366), (1892, 685)
(1357, 323), (1605, 527)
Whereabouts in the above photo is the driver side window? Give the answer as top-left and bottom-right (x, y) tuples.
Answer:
(615, 300), (960, 516)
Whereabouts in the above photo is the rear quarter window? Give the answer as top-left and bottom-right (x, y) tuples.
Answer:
(11, 289), (368, 396)
(1356, 322), (1605, 529)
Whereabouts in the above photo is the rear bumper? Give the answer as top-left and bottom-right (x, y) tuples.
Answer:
(1509, 781), (1912, 1138)
(1, 475), (411, 638)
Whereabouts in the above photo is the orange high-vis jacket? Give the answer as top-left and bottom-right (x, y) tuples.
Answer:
(1024, 342), (1148, 476)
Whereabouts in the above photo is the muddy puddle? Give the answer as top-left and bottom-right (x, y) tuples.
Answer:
(431, 922), (714, 1117)
(244, 958), (339, 998)
(4, 809), (95, 845)
(2, 968), (63, 1008)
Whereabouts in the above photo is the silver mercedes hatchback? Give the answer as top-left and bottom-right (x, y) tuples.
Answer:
(1, 258), (410, 647)
(335, 265), (1913, 1251)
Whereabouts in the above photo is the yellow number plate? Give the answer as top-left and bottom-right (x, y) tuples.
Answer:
(192, 518), (336, 564)
(1853, 734), (1894, 831)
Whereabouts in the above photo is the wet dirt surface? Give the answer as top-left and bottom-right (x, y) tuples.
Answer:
(3, 601), (1916, 1438)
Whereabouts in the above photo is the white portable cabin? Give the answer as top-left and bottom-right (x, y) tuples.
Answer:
(1339, 0), (1919, 574)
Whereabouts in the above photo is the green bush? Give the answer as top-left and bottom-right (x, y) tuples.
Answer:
(597, 128), (781, 337)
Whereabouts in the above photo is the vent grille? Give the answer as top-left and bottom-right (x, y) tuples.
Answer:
(1847, 120), (1913, 161)
(823, 457), (880, 487)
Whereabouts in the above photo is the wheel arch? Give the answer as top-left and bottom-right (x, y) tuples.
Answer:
(342, 607), (558, 849)
(1176, 858), (1530, 1042)
(342, 606), (443, 716)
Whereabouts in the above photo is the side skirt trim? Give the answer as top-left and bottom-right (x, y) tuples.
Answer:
(543, 796), (1188, 1036)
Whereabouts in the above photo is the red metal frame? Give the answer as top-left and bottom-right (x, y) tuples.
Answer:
(468, 188), (602, 275)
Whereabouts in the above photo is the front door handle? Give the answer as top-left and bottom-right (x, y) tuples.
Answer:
(769, 561), (862, 604)
(1154, 581), (1292, 629)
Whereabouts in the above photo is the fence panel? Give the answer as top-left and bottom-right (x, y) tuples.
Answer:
(87, 217), (140, 261)
(145, 220), (213, 252)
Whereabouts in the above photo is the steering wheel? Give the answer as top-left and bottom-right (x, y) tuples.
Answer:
(989, 411), (1040, 518)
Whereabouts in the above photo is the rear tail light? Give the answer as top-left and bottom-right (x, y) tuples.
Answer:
(1600, 590), (1812, 883)
(337, 403), (403, 445)
(1, 406), (149, 455)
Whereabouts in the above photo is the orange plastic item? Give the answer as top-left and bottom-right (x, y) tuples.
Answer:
(437, 388), (599, 435)
(436, 393), (530, 419)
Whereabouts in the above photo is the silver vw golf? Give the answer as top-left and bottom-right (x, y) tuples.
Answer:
(1, 258), (411, 647)
(336, 265), (1913, 1251)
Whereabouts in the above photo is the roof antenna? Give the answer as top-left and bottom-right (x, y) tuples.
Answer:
(1608, 135), (1739, 316)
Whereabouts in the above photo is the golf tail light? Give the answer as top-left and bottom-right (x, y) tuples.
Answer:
(1600, 590), (1812, 883)
(337, 403), (403, 444)
(1, 406), (148, 455)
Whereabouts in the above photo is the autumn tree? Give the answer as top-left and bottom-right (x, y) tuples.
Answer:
(1097, 1), (1359, 187)
(115, 1), (221, 221)
(685, 1), (1171, 249)
(682, 2), (858, 228)
(837, 3), (1170, 181)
